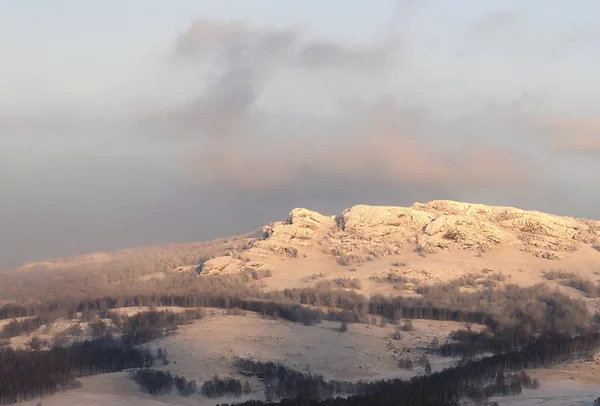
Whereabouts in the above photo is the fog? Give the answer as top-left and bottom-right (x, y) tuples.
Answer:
(0, 131), (450, 269)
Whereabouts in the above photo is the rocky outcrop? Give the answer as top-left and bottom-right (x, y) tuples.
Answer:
(199, 256), (273, 276)
(254, 208), (336, 259)
(262, 208), (335, 242)
(323, 201), (600, 261)
(199, 200), (600, 275)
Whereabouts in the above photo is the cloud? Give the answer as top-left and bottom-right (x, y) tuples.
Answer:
(173, 19), (301, 72)
(539, 117), (600, 156)
(546, 117), (600, 134)
(298, 41), (390, 70)
(147, 18), (398, 140)
(145, 12), (541, 202)
(158, 70), (260, 139)
(173, 20), (248, 57)
(391, 0), (421, 22)
(468, 10), (518, 38)
(555, 136), (600, 155)
(182, 101), (534, 190)
(173, 19), (389, 71)
(564, 27), (596, 44)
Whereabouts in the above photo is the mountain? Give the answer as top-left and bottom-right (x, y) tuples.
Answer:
(4, 200), (600, 406)
(197, 200), (600, 296)
(5, 200), (600, 300)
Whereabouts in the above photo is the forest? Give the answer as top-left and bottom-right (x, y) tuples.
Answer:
(1, 277), (590, 342)
(130, 369), (253, 399)
(0, 336), (153, 404)
(0, 267), (599, 404)
(0, 308), (211, 404)
(123, 354), (543, 405)
(221, 331), (597, 406)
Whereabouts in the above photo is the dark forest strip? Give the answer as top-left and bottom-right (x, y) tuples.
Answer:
(0, 336), (153, 404)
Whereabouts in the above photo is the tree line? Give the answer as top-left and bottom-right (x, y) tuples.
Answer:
(130, 369), (197, 396)
(0, 316), (48, 338)
(6, 325), (581, 406)
(0, 335), (153, 404)
(132, 357), (543, 404)
(117, 308), (205, 346)
(1, 297), (597, 405)
(268, 283), (591, 350)
(232, 357), (539, 404)
(0, 308), (203, 403)
(223, 331), (600, 406)
(130, 368), (254, 399)
(2, 281), (588, 330)
(0, 280), (592, 360)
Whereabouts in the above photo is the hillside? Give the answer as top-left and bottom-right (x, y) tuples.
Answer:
(4, 200), (600, 406)
(196, 200), (600, 297)
(8, 200), (600, 300)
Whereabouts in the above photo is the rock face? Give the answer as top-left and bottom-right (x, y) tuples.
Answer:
(200, 200), (600, 275)
(258, 208), (335, 253)
(200, 256), (273, 276)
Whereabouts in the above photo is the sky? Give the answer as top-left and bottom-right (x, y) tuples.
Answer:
(1, 0), (600, 269)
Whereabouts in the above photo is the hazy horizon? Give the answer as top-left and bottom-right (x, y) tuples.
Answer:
(2, 0), (600, 269)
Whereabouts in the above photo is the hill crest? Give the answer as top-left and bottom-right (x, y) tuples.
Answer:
(198, 200), (600, 276)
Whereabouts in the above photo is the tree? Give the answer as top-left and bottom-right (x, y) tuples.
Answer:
(339, 320), (348, 333)
(157, 347), (169, 365)
(90, 321), (109, 338)
(28, 335), (43, 351)
(52, 332), (69, 348)
(419, 354), (432, 375)
(398, 358), (413, 370)
(243, 381), (252, 394)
